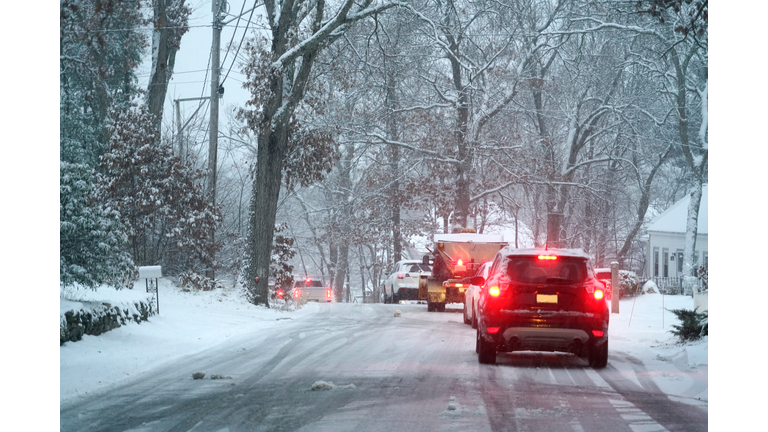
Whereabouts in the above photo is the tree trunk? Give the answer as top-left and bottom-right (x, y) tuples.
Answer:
(246, 125), (288, 306)
(147, 0), (184, 132)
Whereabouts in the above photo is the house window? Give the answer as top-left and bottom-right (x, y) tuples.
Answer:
(676, 251), (683, 274)
(663, 249), (669, 277)
(653, 249), (659, 277)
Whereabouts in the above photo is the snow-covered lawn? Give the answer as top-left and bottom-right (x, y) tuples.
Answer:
(60, 279), (707, 405)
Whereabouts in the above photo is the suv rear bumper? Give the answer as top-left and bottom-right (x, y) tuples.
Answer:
(479, 312), (608, 355)
(395, 287), (420, 300)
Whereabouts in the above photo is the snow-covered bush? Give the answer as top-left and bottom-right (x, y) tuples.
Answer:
(641, 280), (658, 294)
(60, 162), (136, 289)
(178, 271), (224, 291)
(668, 308), (708, 341)
(618, 270), (640, 298)
(96, 106), (222, 274)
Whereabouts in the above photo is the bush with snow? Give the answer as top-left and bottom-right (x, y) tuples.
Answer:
(668, 308), (708, 341)
(60, 162), (136, 290)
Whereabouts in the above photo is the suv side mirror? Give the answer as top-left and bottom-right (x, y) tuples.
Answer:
(469, 276), (485, 286)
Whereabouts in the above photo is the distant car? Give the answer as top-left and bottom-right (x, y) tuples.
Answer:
(463, 261), (492, 328)
(382, 260), (432, 303)
(474, 247), (609, 368)
(594, 268), (613, 299)
(291, 277), (332, 302)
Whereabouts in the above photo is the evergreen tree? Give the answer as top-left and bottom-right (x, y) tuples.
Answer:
(60, 0), (147, 166)
(60, 161), (136, 289)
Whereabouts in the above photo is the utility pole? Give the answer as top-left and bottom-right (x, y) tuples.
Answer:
(206, 0), (224, 280)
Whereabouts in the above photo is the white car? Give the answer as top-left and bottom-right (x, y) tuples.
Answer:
(463, 261), (492, 328)
(291, 277), (332, 302)
(382, 260), (432, 303)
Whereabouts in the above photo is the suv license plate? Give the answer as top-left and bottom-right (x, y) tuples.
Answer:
(537, 294), (558, 304)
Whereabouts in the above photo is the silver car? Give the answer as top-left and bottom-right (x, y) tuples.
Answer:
(463, 261), (492, 328)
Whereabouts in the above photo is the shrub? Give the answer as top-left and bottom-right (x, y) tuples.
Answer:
(178, 271), (223, 291)
(668, 308), (708, 341)
(618, 270), (639, 298)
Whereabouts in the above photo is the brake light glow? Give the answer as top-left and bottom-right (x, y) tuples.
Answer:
(594, 289), (604, 300)
(457, 258), (464, 266)
(487, 326), (501, 334)
(489, 286), (500, 297)
(397, 273), (404, 279)
(538, 255), (558, 260)
(326, 288), (332, 299)
(276, 289), (284, 299)
(294, 289), (301, 299)
(592, 330), (604, 337)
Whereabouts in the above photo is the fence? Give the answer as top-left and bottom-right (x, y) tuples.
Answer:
(639, 277), (688, 295)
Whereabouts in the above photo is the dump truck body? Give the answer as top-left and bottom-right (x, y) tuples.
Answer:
(419, 232), (507, 312)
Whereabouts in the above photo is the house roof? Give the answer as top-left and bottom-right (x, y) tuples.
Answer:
(647, 185), (708, 235)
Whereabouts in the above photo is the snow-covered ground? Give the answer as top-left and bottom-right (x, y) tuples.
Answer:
(60, 280), (706, 403)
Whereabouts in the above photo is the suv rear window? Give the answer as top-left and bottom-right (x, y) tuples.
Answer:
(506, 256), (588, 284)
(296, 281), (324, 287)
(408, 264), (431, 272)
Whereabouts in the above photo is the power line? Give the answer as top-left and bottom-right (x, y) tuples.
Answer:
(221, 1), (260, 87)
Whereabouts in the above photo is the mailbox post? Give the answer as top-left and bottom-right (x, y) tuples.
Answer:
(139, 266), (162, 314)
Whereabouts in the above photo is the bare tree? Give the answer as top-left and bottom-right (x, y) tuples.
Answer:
(239, 0), (406, 306)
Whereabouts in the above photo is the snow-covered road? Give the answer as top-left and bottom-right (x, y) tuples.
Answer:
(60, 284), (707, 431)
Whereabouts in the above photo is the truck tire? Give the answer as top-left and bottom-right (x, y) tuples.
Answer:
(437, 303), (446, 312)
(427, 302), (435, 312)
(477, 329), (496, 364)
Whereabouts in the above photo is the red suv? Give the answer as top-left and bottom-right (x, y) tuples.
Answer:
(473, 247), (609, 367)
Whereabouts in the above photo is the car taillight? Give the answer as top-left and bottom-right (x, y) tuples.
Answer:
(457, 258), (464, 266)
(277, 289), (284, 299)
(487, 326), (501, 334)
(397, 273), (404, 279)
(594, 289), (604, 300)
(294, 289), (301, 299)
(538, 255), (557, 260)
(592, 330), (604, 337)
(489, 286), (500, 297)
(326, 288), (331, 298)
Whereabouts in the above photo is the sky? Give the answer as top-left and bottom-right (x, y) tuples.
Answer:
(137, 0), (260, 142)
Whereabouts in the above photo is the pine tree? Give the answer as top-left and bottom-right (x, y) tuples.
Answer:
(60, 162), (136, 289)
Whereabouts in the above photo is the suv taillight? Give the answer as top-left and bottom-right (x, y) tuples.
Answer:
(594, 289), (604, 300)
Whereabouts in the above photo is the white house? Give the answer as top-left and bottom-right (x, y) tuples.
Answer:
(642, 185), (708, 284)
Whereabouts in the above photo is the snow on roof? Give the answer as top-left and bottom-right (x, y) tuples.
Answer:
(499, 247), (592, 259)
(433, 233), (505, 243)
(647, 185), (708, 234)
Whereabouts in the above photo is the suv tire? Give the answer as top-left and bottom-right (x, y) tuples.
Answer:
(477, 329), (497, 364)
(589, 339), (608, 369)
